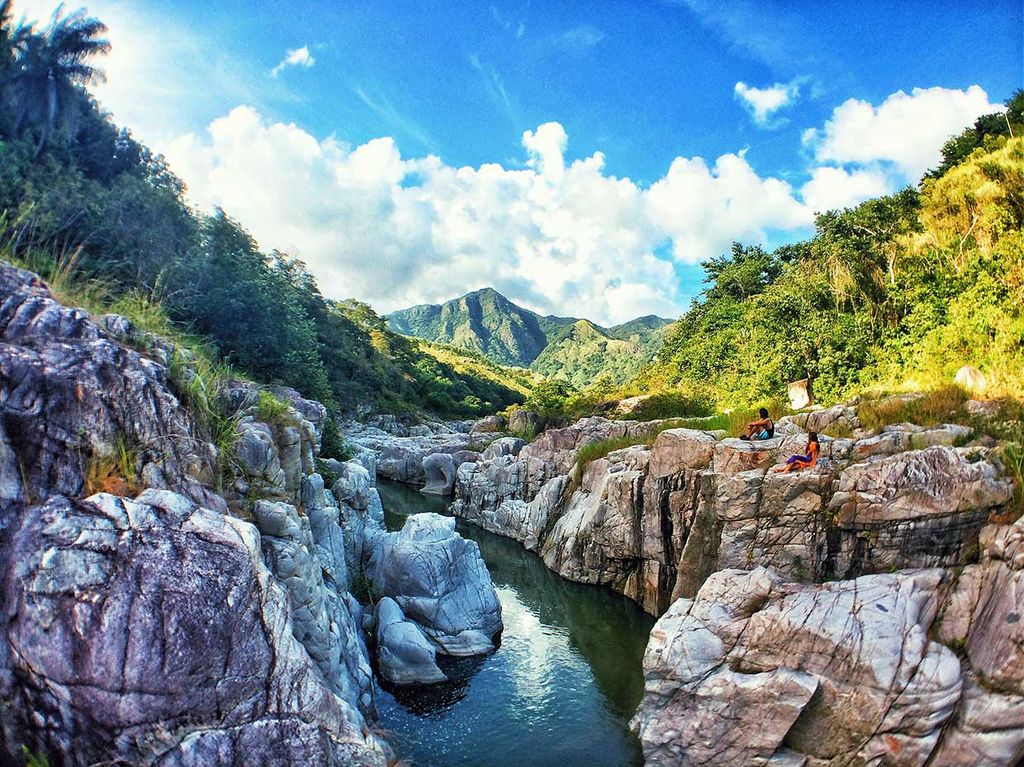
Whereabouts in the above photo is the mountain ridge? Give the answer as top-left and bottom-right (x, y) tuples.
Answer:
(386, 287), (674, 386)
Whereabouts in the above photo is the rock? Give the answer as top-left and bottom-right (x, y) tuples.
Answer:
(779, 403), (859, 435)
(955, 365), (988, 394)
(787, 378), (813, 410)
(0, 491), (389, 766)
(252, 497), (374, 709)
(375, 598), (446, 685)
(0, 262), (220, 510)
(648, 428), (717, 478)
(471, 415), (506, 433)
(421, 452), (457, 496)
(713, 437), (787, 475)
(345, 422), (499, 486)
(633, 567), (961, 766)
(482, 436), (526, 461)
(507, 408), (541, 435)
(829, 445), (1013, 525)
(966, 398), (1000, 418)
(365, 513), (502, 656)
(930, 518), (1024, 764)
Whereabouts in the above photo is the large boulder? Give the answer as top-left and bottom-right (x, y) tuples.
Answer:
(421, 452), (458, 496)
(632, 567), (961, 767)
(0, 491), (389, 766)
(507, 408), (541, 435)
(0, 262), (220, 510)
(365, 513), (502, 656)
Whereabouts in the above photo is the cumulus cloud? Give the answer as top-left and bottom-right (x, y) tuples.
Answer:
(164, 109), (831, 324)
(271, 45), (315, 77)
(805, 85), (1003, 181)
(735, 80), (800, 125)
(800, 166), (890, 213)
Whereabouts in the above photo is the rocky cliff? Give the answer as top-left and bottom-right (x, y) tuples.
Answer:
(0, 261), (504, 765)
(447, 403), (1022, 764)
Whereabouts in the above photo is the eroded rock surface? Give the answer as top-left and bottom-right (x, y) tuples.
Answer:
(366, 513), (502, 657)
(450, 411), (1013, 616)
(0, 262), (220, 510)
(633, 505), (1024, 767)
(0, 490), (389, 766)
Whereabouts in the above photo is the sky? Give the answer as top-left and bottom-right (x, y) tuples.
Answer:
(11, 0), (1024, 324)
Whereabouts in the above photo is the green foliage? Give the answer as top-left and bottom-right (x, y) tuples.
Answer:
(619, 390), (713, 421)
(388, 286), (671, 387)
(20, 746), (50, 767)
(0, 13), (523, 420)
(857, 386), (969, 433)
(927, 90), (1024, 179)
(320, 416), (353, 462)
(255, 390), (293, 428)
(639, 133), (1024, 409)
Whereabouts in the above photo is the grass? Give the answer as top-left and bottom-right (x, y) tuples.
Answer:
(821, 421), (855, 439)
(255, 390), (294, 428)
(84, 434), (140, 497)
(619, 390), (714, 421)
(21, 747), (50, 767)
(857, 385), (969, 432)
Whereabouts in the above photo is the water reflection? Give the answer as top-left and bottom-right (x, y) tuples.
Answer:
(375, 480), (654, 767)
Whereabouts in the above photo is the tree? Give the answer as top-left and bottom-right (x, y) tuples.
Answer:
(6, 6), (109, 157)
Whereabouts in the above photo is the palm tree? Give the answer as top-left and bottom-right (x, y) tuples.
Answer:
(7, 4), (109, 157)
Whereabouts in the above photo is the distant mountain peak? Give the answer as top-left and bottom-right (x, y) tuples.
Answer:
(386, 289), (675, 382)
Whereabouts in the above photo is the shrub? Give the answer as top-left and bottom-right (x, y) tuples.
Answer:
(320, 416), (353, 462)
(620, 390), (714, 421)
(858, 385), (969, 432)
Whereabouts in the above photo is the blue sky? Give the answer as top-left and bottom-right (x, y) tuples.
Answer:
(14, 0), (1024, 323)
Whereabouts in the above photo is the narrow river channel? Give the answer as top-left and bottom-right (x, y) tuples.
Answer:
(375, 480), (655, 767)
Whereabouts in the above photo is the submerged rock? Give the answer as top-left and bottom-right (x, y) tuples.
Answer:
(366, 513), (502, 659)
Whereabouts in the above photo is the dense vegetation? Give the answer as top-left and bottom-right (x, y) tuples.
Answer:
(387, 286), (671, 385)
(0, 3), (525, 419)
(641, 92), (1024, 407)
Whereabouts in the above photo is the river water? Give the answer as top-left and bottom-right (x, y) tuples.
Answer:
(375, 480), (654, 767)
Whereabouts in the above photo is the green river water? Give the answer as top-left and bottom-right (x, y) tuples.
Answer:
(375, 480), (655, 767)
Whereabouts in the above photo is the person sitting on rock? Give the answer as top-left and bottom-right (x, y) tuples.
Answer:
(772, 432), (820, 473)
(740, 408), (774, 440)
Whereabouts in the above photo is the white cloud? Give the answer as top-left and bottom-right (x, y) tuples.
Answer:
(165, 109), (831, 324)
(271, 45), (315, 77)
(735, 80), (799, 125)
(800, 166), (890, 213)
(805, 85), (1003, 181)
(647, 151), (812, 260)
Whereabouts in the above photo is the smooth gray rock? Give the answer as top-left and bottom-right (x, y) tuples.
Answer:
(375, 598), (446, 685)
(421, 452), (458, 496)
(366, 513), (502, 656)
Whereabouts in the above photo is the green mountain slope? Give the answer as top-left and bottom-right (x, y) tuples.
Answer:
(387, 289), (672, 386)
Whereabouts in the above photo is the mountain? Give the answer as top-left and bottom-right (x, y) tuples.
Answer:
(387, 288), (673, 386)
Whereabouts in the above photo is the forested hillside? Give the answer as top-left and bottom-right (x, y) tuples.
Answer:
(639, 93), (1024, 407)
(0, 4), (525, 419)
(388, 287), (671, 385)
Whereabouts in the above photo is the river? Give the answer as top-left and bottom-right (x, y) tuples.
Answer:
(375, 480), (655, 767)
